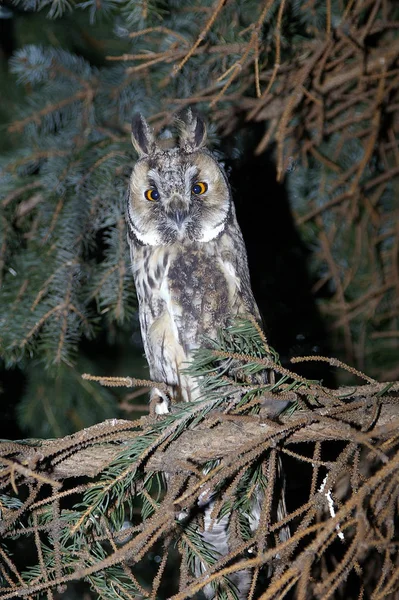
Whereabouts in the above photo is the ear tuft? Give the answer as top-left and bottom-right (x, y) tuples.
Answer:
(176, 109), (207, 152)
(131, 114), (156, 157)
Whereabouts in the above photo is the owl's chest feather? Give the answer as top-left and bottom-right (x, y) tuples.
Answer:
(132, 238), (247, 349)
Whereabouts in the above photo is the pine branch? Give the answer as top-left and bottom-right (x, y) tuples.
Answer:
(1, 321), (399, 598)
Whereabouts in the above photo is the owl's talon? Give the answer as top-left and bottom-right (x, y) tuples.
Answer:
(149, 388), (171, 416)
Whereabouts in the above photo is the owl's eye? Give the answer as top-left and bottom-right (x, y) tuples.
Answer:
(144, 188), (160, 202)
(192, 182), (208, 195)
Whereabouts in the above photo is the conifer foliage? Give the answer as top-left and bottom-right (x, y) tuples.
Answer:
(1, 0), (399, 428)
(0, 1), (399, 598)
(1, 319), (399, 599)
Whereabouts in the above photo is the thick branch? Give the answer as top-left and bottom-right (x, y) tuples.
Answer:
(1, 394), (397, 480)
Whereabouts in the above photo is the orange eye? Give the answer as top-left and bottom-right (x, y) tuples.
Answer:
(144, 188), (160, 202)
(192, 182), (208, 195)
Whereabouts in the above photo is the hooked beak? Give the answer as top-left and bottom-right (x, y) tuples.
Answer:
(173, 209), (189, 227)
(167, 197), (189, 228)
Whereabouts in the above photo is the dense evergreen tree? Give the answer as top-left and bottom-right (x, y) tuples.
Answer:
(1, 0), (398, 437)
(0, 3), (398, 597)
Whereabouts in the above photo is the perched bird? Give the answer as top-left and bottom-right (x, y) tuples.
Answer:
(126, 111), (287, 598)
(126, 110), (261, 414)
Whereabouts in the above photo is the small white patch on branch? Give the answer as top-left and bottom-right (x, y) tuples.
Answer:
(319, 474), (345, 541)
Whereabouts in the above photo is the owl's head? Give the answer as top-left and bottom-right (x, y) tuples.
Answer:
(127, 111), (231, 246)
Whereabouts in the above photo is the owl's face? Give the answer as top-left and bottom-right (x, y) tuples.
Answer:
(127, 113), (231, 246)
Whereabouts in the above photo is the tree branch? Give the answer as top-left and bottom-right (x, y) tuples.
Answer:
(2, 388), (397, 480)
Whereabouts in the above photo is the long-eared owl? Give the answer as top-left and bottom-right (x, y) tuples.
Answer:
(126, 111), (261, 412)
(126, 112), (288, 600)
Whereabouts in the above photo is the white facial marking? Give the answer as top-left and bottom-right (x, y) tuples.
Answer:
(127, 198), (161, 245)
(198, 221), (225, 242)
(185, 165), (198, 196)
(147, 169), (162, 188)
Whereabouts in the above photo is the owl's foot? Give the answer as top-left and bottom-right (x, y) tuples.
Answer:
(149, 388), (171, 416)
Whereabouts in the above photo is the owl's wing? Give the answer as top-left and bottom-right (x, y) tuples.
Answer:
(217, 216), (262, 324)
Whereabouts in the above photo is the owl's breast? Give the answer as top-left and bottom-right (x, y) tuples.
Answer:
(130, 236), (258, 399)
(133, 237), (256, 338)
(167, 237), (257, 346)
(167, 246), (230, 345)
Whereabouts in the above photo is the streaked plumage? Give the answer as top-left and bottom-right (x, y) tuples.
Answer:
(126, 111), (288, 600)
(126, 111), (260, 410)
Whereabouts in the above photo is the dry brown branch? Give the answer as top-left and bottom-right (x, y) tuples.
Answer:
(1, 364), (398, 598)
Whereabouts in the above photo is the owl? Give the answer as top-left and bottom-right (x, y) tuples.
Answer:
(126, 111), (288, 599)
(126, 110), (261, 414)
